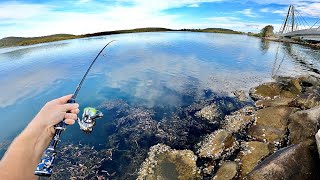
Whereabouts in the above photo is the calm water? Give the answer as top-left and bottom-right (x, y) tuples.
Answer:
(0, 32), (319, 166)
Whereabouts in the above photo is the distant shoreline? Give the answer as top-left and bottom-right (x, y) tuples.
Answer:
(0, 27), (243, 48)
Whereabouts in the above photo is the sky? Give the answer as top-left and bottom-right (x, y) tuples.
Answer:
(0, 0), (320, 39)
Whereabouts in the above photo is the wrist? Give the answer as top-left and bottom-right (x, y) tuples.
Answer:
(22, 116), (51, 141)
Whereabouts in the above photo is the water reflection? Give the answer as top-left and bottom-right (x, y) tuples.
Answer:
(0, 42), (70, 60)
(283, 43), (320, 76)
(260, 39), (270, 53)
(0, 67), (67, 108)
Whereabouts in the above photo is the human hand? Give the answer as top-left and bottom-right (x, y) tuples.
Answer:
(31, 94), (80, 137)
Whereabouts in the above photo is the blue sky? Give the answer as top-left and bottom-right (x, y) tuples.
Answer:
(0, 0), (320, 38)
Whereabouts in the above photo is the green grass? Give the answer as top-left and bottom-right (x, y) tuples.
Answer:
(0, 34), (80, 48)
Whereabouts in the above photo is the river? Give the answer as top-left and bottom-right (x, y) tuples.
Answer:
(0, 32), (319, 178)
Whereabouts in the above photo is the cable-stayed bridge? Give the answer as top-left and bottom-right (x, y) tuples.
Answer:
(278, 5), (320, 42)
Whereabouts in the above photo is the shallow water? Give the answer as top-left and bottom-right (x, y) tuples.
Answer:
(0, 32), (319, 177)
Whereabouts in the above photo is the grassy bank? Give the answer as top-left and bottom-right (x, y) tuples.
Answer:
(0, 27), (245, 48)
(0, 34), (80, 47)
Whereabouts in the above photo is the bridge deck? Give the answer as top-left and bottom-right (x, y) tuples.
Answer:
(280, 28), (320, 37)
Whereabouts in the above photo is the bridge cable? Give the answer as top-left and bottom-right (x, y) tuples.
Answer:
(310, 19), (320, 29)
(295, 9), (310, 27)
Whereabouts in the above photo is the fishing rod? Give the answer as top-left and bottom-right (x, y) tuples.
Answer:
(34, 40), (115, 177)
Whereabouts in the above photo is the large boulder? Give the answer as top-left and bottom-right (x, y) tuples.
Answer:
(237, 141), (271, 178)
(197, 130), (238, 160)
(246, 142), (320, 180)
(248, 106), (297, 146)
(249, 78), (302, 101)
(255, 98), (293, 108)
(137, 144), (200, 180)
(213, 161), (238, 180)
(288, 106), (320, 145)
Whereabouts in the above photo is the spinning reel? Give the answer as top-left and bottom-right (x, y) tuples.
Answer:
(78, 107), (103, 133)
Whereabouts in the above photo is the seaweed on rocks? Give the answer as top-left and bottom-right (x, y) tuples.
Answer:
(50, 143), (112, 180)
(98, 94), (244, 179)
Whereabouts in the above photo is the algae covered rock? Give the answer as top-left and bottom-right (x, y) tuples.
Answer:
(195, 104), (221, 123)
(255, 98), (293, 108)
(248, 106), (296, 146)
(246, 142), (320, 180)
(288, 106), (320, 145)
(249, 78), (302, 101)
(137, 144), (200, 180)
(213, 161), (238, 180)
(292, 86), (320, 109)
(197, 129), (238, 160)
(222, 106), (256, 134)
(237, 141), (270, 177)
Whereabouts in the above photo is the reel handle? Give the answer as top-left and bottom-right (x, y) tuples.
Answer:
(34, 98), (76, 177)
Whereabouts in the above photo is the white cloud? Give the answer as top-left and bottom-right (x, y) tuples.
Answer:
(188, 4), (200, 7)
(78, 0), (91, 3)
(238, 9), (258, 18)
(0, 0), (230, 38)
(260, 8), (269, 13)
(0, 0), (319, 38)
(296, 3), (320, 17)
(251, 0), (320, 17)
(206, 16), (282, 33)
(0, 2), (51, 20)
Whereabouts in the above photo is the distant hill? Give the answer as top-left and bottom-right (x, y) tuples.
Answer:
(83, 27), (172, 37)
(0, 27), (244, 48)
(0, 34), (79, 47)
(181, 28), (243, 34)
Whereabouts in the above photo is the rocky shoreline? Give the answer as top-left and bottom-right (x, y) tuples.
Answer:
(137, 75), (320, 179)
(265, 37), (320, 49)
(46, 75), (320, 180)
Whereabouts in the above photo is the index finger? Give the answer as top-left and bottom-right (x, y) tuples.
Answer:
(54, 94), (73, 104)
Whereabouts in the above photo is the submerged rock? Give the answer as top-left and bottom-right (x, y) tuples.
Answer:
(195, 104), (221, 123)
(222, 106), (256, 134)
(213, 161), (238, 180)
(249, 78), (302, 101)
(237, 141), (270, 178)
(246, 142), (320, 180)
(137, 144), (200, 180)
(197, 129), (238, 160)
(232, 90), (247, 102)
(288, 106), (320, 145)
(248, 106), (296, 146)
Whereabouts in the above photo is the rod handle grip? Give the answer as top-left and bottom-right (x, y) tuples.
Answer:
(34, 98), (75, 177)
